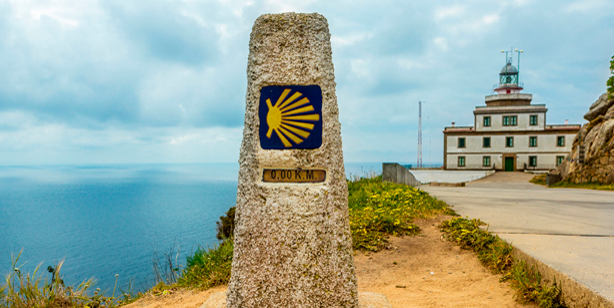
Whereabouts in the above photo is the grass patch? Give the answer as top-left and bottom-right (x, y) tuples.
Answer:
(550, 181), (614, 191)
(531, 174), (614, 191)
(177, 240), (233, 289)
(440, 218), (513, 273)
(502, 261), (562, 308)
(348, 176), (455, 251)
(0, 251), (139, 308)
(530, 174), (547, 186)
(441, 217), (564, 308)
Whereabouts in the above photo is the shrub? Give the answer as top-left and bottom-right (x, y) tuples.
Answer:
(608, 54), (614, 99)
(216, 207), (236, 240)
(178, 240), (234, 289)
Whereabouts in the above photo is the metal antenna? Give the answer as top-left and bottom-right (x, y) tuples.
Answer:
(417, 101), (423, 168)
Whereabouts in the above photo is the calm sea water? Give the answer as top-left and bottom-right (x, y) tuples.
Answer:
(0, 162), (381, 294)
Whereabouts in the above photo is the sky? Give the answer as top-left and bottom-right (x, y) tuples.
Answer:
(0, 0), (612, 166)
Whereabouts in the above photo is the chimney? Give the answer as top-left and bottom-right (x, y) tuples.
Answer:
(451, 122), (455, 127)
(565, 119), (569, 125)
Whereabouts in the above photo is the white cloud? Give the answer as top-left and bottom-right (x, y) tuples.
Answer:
(0, 0), (612, 165)
(433, 37), (448, 51)
(564, 0), (608, 13)
(434, 6), (465, 20)
(331, 33), (372, 48)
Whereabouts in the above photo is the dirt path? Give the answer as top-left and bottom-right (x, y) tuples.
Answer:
(124, 216), (534, 308)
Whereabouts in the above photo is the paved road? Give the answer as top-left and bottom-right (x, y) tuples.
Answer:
(422, 172), (614, 303)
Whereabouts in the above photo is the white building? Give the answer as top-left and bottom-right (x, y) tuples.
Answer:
(443, 55), (580, 171)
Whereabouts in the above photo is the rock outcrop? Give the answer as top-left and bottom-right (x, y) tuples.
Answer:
(555, 93), (614, 184)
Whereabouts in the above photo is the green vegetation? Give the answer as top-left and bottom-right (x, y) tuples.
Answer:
(440, 218), (513, 273)
(440, 218), (563, 308)
(608, 54), (614, 99)
(550, 181), (614, 191)
(530, 174), (614, 190)
(215, 207), (235, 240)
(0, 252), (139, 308)
(177, 240), (233, 289)
(348, 176), (455, 251)
(503, 260), (562, 308)
(530, 174), (547, 186)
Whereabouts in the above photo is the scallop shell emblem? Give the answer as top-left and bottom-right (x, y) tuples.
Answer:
(264, 88), (321, 148)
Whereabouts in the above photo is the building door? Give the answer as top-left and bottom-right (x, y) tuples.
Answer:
(504, 157), (514, 172)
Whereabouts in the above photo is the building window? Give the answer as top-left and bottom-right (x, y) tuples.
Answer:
(503, 116), (518, 126)
(529, 156), (537, 167)
(483, 156), (491, 167)
(458, 156), (465, 167)
(530, 115), (538, 126)
(458, 137), (466, 148)
(506, 137), (514, 147)
(483, 116), (491, 127)
(529, 136), (537, 147)
(483, 137), (491, 148)
(556, 156), (565, 167)
(557, 136), (565, 147)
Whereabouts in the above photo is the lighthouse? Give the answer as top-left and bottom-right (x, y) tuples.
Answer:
(442, 49), (580, 171)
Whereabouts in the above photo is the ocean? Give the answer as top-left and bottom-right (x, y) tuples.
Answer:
(0, 162), (381, 294)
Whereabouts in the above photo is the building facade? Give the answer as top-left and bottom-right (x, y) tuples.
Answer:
(443, 57), (580, 171)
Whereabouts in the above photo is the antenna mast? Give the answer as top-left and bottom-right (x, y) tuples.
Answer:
(417, 101), (423, 168)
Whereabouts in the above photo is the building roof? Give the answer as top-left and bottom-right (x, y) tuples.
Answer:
(500, 62), (518, 75)
(473, 104), (547, 115)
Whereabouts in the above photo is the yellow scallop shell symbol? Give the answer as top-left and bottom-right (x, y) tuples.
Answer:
(265, 88), (320, 148)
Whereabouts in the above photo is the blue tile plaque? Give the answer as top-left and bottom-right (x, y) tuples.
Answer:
(259, 85), (323, 149)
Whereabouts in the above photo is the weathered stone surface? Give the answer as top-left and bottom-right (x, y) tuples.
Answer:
(556, 93), (614, 184)
(584, 93), (614, 121)
(203, 292), (392, 308)
(227, 12), (358, 307)
(605, 103), (614, 120)
(587, 119), (614, 159)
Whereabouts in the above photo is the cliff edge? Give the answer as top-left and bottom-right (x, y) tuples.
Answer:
(555, 93), (614, 183)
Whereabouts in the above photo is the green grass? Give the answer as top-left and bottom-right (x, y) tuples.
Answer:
(530, 174), (547, 186)
(177, 240), (233, 289)
(348, 176), (455, 251)
(0, 251), (139, 308)
(550, 180), (614, 191)
(531, 174), (614, 191)
(502, 261), (562, 308)
(440, 217), (564, 308)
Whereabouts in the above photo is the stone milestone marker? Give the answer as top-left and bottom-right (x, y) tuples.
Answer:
(227, 12), (358, 307)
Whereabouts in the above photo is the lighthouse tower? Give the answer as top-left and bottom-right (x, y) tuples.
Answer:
(486, 49), (532, 107)
(442, 48), (581, 171)
(495, 60), (522, 94)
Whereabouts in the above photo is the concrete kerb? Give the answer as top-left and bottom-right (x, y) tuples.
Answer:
(511, 246), (614, 308)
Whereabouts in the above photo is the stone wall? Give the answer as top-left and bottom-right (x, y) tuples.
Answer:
(555, 93), (614, 184)
(382, 163), (421, 187)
